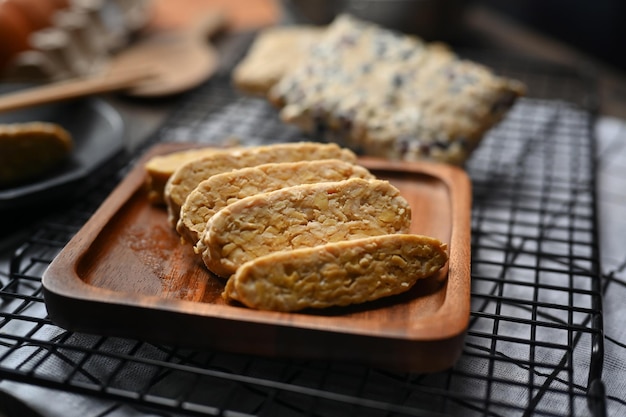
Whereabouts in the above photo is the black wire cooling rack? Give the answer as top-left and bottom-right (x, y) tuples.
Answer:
(0, 44), (605, 416)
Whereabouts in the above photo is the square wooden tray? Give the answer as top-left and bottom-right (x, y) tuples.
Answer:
(43, 143), (472, 372)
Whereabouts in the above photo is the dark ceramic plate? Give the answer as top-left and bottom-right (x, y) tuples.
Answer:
(0, 84), (125, 210)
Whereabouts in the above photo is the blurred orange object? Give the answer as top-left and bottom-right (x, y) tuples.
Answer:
(0, 1), (33, 68)
(147, 0), (279, 32)
(10, 0), (66, 30)
(0, 0), (69, 71)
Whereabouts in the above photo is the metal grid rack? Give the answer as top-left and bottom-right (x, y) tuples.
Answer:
(0, 48), (604, 416)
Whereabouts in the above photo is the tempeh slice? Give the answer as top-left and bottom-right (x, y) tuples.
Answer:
(223, 234), (449, 312)
(0, 122), (73, 187)
(232, 25), (324, 96)
(144, 147), (220, 205)
(177, 159), (374, 246)
(164, 142), (357, 227)
(200, 178), (411, 278)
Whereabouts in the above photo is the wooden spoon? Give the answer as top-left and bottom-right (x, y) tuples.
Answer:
(0, 10), (225, 112)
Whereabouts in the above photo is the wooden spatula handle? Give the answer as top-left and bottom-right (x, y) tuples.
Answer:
(0, 68), (153, 113)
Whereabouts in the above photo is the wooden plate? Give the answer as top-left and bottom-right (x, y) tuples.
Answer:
(42, 143), (472, 372)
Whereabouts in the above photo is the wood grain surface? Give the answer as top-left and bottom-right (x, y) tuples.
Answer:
(43, 142), (472, 372)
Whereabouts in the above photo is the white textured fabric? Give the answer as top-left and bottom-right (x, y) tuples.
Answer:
(595, 116), (626, 416)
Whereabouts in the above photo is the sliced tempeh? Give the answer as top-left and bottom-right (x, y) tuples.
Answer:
(200, 178), (411, 278)
(232, 25), (324, 96)
(0, 122), (73, 187)
(164, 142), (357, 227)
(223, 234), (449, 312)
(177, 159), (374, 246)
(144, 147), (221, 205)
